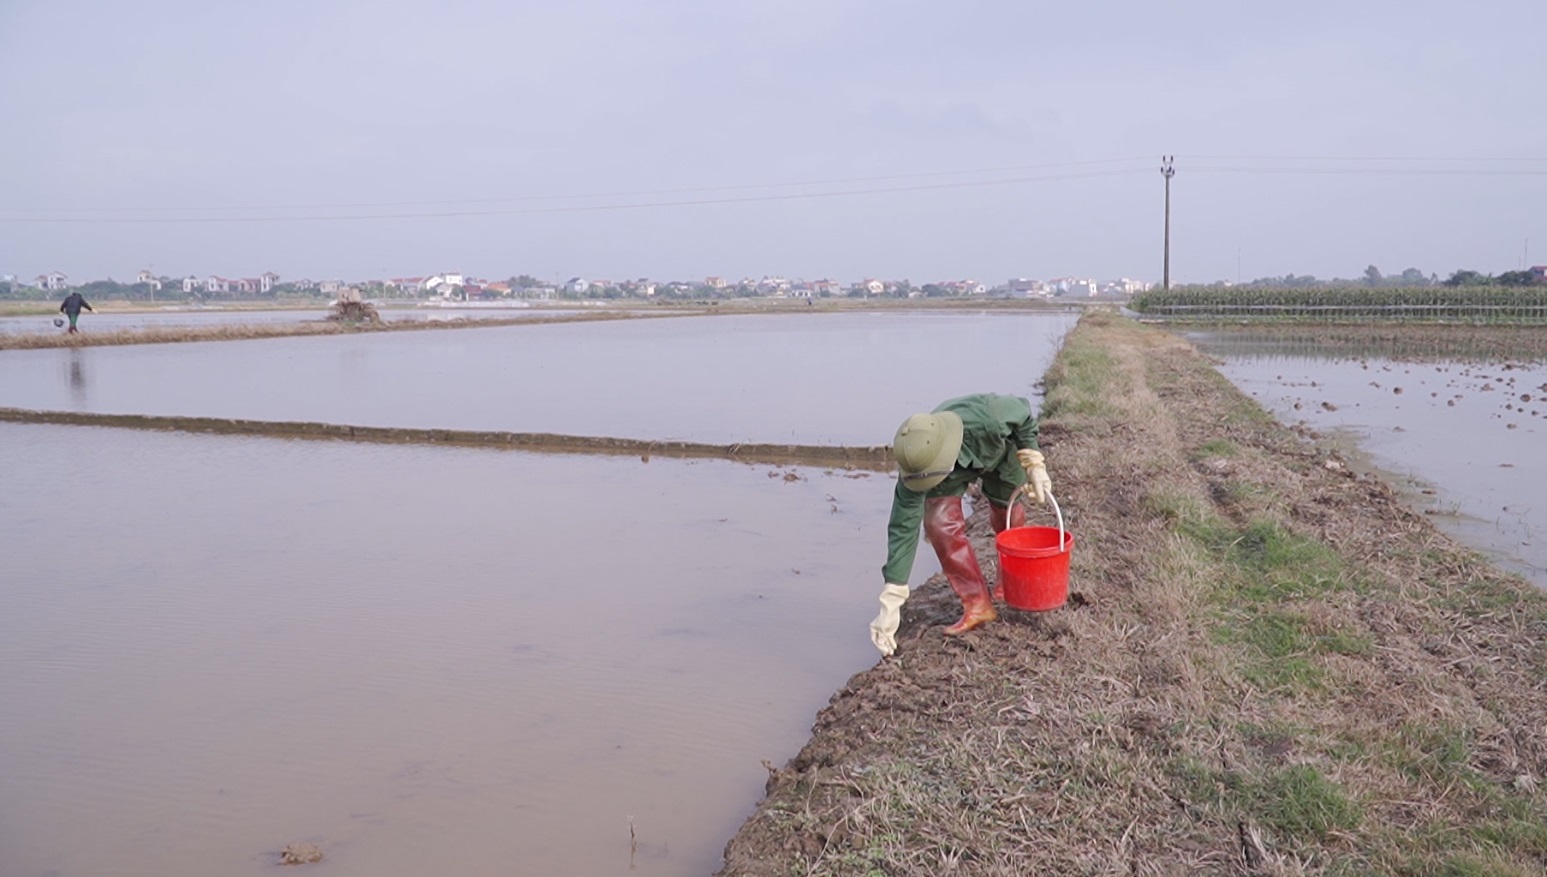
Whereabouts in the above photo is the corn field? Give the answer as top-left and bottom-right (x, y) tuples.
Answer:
(1131, 285), (1547, 323)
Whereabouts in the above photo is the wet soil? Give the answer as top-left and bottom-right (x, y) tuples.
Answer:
(0, 406), (894, 470)
(717, 314), (1547, 875)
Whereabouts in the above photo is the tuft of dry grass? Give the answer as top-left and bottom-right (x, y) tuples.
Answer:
(718, 311), (1547, 876)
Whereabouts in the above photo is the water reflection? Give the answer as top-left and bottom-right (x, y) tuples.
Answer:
(1185, 328), (1547, 364)
(1191, 330), (1547, 589)
(0, 312), (1078, 446)
(0, 307), (595, 335)
(0, 311), (1056, 877)
(68, 347), (88, 406)
(0, 422), (910, 877)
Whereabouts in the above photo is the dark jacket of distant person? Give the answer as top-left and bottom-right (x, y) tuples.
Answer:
(59, 292), (93, 316)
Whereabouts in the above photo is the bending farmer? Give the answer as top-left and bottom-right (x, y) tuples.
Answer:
(59, 291), (94, 334)
(869, 393), (1053, 656)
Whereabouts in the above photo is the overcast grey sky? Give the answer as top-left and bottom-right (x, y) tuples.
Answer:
(2, 0), (1544, 286)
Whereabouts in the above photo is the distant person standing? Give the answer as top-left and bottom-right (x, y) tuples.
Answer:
(59, 291), (94, 334)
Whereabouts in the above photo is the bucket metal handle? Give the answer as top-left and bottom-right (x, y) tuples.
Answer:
(1013, 484), (1065, 551)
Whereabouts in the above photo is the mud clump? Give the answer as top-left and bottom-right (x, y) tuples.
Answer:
(278, 842), (323, 865)
(327, 299), (382, 324)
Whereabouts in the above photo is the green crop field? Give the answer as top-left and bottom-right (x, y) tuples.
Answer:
(1131, 285), (1547, 323)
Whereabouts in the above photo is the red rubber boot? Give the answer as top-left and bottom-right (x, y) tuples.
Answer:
(987, 500), (1026, 601)
(924, 496), (997, 635)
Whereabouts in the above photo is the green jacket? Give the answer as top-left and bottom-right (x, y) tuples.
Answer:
(882, 393), (1040, 584)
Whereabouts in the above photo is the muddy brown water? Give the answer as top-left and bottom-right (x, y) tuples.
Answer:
(1189, 330), (1547, 589)
(0, 311), (1079, 877)
(0, 306), (591, 334)
(0, 422), (922, 877)
(0, 311), (1078, 444)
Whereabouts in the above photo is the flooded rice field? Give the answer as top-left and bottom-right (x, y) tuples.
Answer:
(1188, 330), (1547, 589)
(0, 311), (1079, 445)
(0, 311), (1074, 877)
(0, 423), (906, 877)
(0, 305), (590, 334)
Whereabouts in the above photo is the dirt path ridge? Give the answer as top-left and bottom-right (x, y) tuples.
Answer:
(717, 312), (1547, 876)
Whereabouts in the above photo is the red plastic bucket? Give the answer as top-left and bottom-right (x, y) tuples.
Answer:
(996, 496), (1073, 611)
(997, 526), (1073, 611)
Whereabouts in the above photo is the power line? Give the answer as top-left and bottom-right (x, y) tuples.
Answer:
(1188, 166), (1547, 177)
(1186, 153), (1547, 163)
(0, 168), (1152, 224)
(4, 154), (1541, 226)
(0, 157), (1156, 216)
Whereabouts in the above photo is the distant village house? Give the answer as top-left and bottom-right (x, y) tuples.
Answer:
(35, 272), (68, 291)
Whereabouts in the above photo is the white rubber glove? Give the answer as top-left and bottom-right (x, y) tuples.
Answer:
(869, 584), (909, 656)
(1016, 448), (1053, 504)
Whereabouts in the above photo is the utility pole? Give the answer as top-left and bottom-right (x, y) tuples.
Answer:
(1161, 156), (1176, 290)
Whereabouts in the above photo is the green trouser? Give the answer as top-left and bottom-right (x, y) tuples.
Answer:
(67, 313), (79, 329)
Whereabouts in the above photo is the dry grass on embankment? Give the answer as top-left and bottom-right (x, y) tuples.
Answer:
(718, 311), (1547, 876)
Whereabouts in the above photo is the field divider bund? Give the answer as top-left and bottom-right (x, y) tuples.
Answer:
(0, 407), (894, 470)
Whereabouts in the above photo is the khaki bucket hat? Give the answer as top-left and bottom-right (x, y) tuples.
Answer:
(893, 411), (964, 492)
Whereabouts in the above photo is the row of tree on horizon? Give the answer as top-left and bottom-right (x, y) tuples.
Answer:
(1228, 266), (1545, 289)
(4, 265), (1544, 302)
